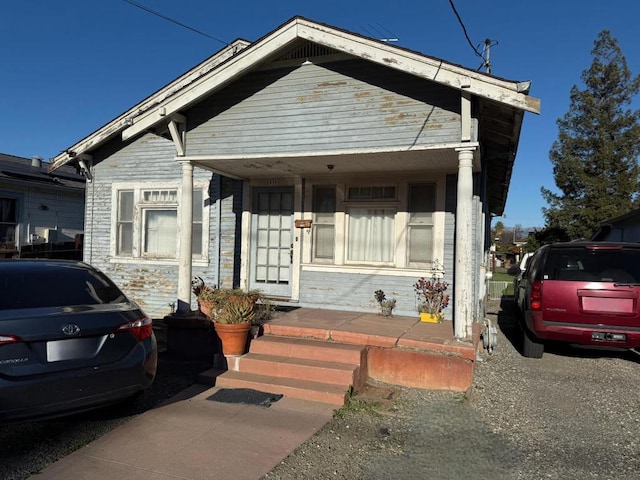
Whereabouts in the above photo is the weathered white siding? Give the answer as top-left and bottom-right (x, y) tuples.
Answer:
(84, 133), (225, 319)
(187, 59), (465, 156)
(0, 185), (84, 246)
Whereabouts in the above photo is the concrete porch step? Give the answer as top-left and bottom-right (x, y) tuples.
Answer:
(214, 370), (350, 406)
(237, 352), (359, 385)
(200, 334), (368, 406)
(249, 335), (365, 365)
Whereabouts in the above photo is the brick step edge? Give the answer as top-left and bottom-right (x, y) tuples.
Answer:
(215, 370), (350, 406)
(250, 335), (365, 364)
(238, 353), (359, 385)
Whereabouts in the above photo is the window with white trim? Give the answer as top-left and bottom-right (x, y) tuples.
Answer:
(407, 183), (435, 265)
(312, 186), (335, 261)
(114, 186), (206, 260)
(346, 186), (396, 265)
(307, 180), (440, 269)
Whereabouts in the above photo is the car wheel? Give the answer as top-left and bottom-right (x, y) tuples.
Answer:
(522, 328), (544, 358)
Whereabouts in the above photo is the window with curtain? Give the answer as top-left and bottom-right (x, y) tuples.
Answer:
(347, 207), (395, 263)
(115, 187), (205, 260)
(312, 186), (335, 261)
(346, 185), (396, 264)
(0, 198), (17, 249)
(408, 183), (435, 264)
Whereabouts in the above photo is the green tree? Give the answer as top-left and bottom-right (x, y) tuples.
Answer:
(541, 30), (640, 240)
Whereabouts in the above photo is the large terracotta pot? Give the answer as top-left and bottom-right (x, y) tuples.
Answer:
(213, 322), (251, 356)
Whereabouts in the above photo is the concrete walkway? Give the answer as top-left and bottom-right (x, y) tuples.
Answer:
(31, 384), (335, 480)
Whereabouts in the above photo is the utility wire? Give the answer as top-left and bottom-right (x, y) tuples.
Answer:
(122, 0), (228, 46)
(447, 0), (483, 59)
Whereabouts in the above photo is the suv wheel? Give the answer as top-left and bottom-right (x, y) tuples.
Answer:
(522, 328), (544, 358)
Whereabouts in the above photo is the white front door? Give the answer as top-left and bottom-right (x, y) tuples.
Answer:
(249, 187), (294, 298)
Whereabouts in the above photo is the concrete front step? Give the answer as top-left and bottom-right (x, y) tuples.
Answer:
(215, 370), (350, 406)
(249, 336), (365, 364)
(237, 352), (359, 385)
(203, 335), (368, 406)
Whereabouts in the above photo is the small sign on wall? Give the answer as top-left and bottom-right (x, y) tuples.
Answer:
(295, 219), (312, 229)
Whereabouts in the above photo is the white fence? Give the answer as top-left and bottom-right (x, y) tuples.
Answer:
(487, 281), (513, 300)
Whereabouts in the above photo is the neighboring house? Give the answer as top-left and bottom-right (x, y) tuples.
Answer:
(49, 17), (540, 339)
(0, 153), (85, 259)
(591, 208), (640, 242)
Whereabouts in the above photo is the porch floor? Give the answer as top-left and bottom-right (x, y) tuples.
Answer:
(262, 307), (478, 362)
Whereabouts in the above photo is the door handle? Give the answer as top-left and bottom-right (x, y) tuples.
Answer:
(290, 243), (294, 264)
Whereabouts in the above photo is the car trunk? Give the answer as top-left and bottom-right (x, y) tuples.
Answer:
(541, 280), (640, 328)
(0, 304), (142, 378)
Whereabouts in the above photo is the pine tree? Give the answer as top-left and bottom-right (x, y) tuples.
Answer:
(541, 30), (640, 240)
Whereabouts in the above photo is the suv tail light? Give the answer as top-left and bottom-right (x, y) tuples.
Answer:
(530, 280), (542, 310)
(115, 316), (153, 341)
(0, 334), (22, 346)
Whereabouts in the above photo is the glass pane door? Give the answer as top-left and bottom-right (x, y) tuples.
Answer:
(250, 187), (294, 297)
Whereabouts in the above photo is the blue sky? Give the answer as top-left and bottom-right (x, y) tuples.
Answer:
(2, 1), (639, 228)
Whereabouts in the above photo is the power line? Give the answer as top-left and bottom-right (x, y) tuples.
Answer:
(447, 0), (483, 58)
(122, 0), (228, 46)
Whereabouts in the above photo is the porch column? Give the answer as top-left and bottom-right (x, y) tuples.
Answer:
(454, 147), (475, 340)
(176, 160), (193, 315)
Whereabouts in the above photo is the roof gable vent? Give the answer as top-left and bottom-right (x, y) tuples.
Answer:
(275, 40), (340, 62)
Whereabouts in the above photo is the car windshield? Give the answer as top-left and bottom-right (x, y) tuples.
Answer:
(0, 264), (127, 310)
(543, 247), (640, 283)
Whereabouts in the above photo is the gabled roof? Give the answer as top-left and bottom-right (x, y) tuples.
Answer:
(50, 16), (539, 173)
(1, 153), (84, 190)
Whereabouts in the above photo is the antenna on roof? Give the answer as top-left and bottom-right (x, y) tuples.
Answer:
(359, 23), (399, 43)
(478, 38), (497, 74)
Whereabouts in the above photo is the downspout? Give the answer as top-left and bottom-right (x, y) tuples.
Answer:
(88, 174), (94, 264)
(216, 175), (222, 288)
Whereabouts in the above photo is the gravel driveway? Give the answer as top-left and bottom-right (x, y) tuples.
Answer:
(264, 299), (640, 480)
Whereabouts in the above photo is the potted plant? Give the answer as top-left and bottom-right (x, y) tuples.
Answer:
(374, 289), (396, 317)
(414, 275), (450, 323)
(192, 276), (218, 318)
(196, 285), (218, 318)
(211, 289), (260, 356)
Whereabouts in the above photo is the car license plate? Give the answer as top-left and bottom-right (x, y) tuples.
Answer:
(46, 336), (107, 362)
(591, 332), (627, 342)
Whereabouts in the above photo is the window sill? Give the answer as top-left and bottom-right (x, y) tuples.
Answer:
(301, 263), (430, 277)
(109, 257), (209, 267)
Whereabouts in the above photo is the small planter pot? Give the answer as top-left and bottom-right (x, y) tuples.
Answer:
(381, 305), (394, 317)
(419, 312), (443, 323)
(213, 322), (251, 356)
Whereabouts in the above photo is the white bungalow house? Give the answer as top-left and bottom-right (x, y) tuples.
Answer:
(50, 17), (539, 340)
(1, 153), (85, 259)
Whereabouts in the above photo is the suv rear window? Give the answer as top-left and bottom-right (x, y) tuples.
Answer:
(0, 264), (126, 310)
(543, 247), (640, 283)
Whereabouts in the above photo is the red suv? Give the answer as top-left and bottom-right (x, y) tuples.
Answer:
(515, 242), (640, 358)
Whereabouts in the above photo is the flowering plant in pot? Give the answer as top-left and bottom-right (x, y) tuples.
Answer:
(414, 276), (449, 323)
(374, 290), (396, 317)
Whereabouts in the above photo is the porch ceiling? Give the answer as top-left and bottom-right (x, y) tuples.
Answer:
(188, 146), (478, 179)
